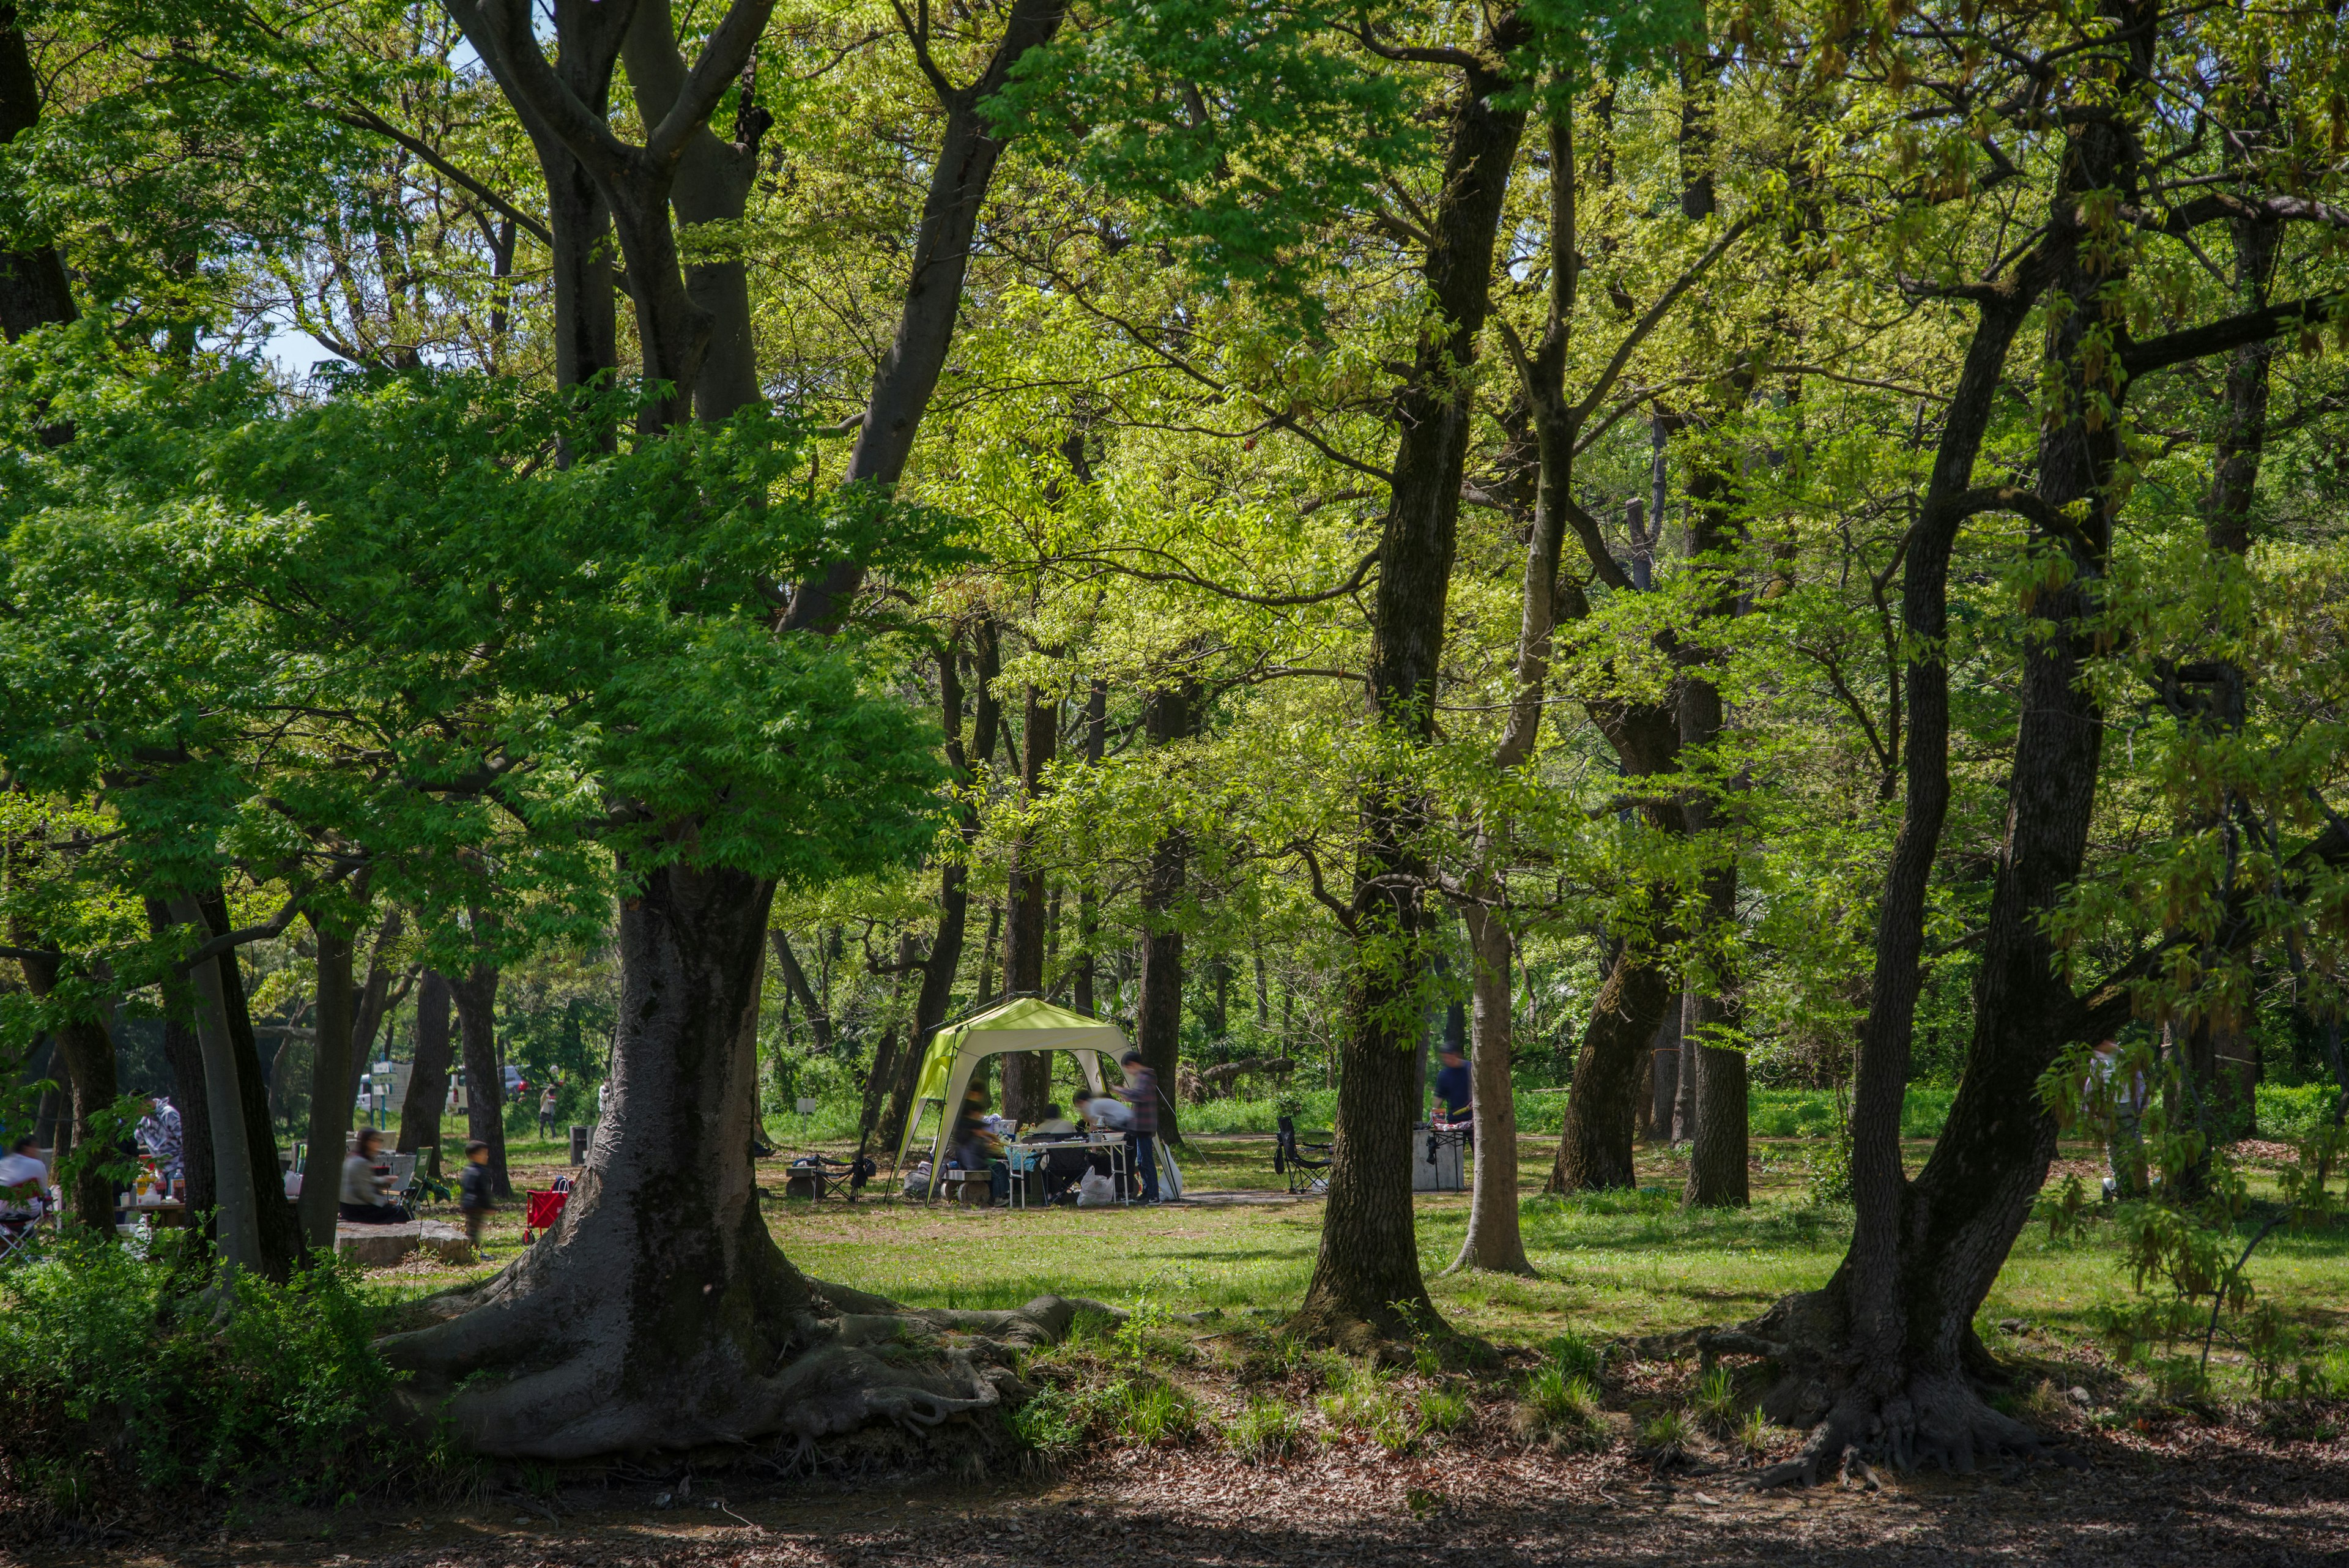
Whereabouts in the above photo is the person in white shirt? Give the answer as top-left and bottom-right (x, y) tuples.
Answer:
(338, 1128), (403, 1225)
(0, 1136), (48, 1214)
(1075, 1087), (1132, 1132)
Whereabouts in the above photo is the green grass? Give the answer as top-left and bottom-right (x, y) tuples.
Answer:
(359, 1129), (2349, 1408)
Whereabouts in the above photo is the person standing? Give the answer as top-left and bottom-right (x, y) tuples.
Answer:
(1119, 1050), (1162, 1204)
(135, 1095), (184, 1200)
(2088, 1039), (2150, 1199)
(538, 1083), (559, 1142)
(459, 1140), (498, 1252)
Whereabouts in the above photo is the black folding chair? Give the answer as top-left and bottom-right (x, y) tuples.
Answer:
(1274, 1114), (1332, 1195)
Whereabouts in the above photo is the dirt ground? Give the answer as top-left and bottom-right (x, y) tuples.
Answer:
(28, 1407), (2349, 1568)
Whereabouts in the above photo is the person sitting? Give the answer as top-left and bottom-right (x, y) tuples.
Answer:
(0, 1135), (47, 1214)
(338, 1128), (404, 1224)
(1029, 1102), (1080, 1139)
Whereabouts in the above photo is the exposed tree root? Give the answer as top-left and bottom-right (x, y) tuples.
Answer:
(380, 1272), (1112, 1462)
(1638, 1291), (2066, 1489)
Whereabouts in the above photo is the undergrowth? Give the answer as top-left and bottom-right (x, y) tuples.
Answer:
(0, 1230), (413, 1519)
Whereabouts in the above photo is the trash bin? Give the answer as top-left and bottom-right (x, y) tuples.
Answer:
(568, 1124), (589, 1166)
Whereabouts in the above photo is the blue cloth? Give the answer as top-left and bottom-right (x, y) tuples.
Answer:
(1434, 1060), (1472, 1116)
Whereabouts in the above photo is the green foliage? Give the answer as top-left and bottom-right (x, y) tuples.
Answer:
(1636, 1406), (1699, 1465)
(1513, 1364), (1606, 1451)
(0, 1234), (397, 1502)
(1228, 1394), (1310, 1460)
(1692, 1363), (1738, 1436)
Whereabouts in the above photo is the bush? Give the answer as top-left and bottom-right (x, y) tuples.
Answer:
(1638, 1408), (1701, 1465)
(0, 1233), (398, 1506)
(1227, 1395), (1310, 1460)
(1513, 1365), (1606, 1451)
(1693, 1364), (1738, 1436)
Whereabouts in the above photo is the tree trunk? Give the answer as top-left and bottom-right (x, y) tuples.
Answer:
(1002, 680), (1058, 1119)
(1647, 1004), (1680, 1142)
(344, 908), (410, 1106)
(1679, 451), (1747, 1208)
(1075, 680), (1106, 1017)
(1450, 901), (1532, 1273)
(398, 971), (456, 1174)
(1297, 14), (1529, 1349)
(1682, 990), (1748, 1207)
(11, 948), (119, 1230)
(779, 0), (1072, 630)
(0, 10), (76, 339)
(158, 1003), (215, 1217)
(1134, 678), (1195, 1145)
(451, 959), (511, 1198)
(298, 915), (360, 1249)
(1671, 986), (1698, 1142)
(166, 897), (269, 1277)
(1548, 945), (1679, 1192)
(770, 931), (835, 1053)
(379, 859), (1063, 1457)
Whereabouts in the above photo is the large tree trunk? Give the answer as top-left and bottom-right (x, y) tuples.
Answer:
(298, 916), (360, 1249)
(1296, 15), (1529, 1349)
(1548, 945), (1679, 1192)
(193, 894), (305, 1277)
(1134, 680), (1194, 1145)
(0, 9), (76, 339)
(344, 910), (410, 1106)
(451, 957), (511, 1198)
(1449, 902), (1532, 1273)
(779, 0), (1072, 630)
(379, 860), (1065, 1457)
(1074, 679), (1106, 1016)
(397, 971), (456, 1173)
(1001, 681), (1059, 1119)
(1679, 455), (1747, 1209)
(1647, 1003), (1681, 1142)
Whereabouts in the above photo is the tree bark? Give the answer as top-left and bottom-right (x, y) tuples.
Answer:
(1680, 449), (1747, 1208)
(1002, 680), (1059, 1119)
(345, 909), (410, 1105)
(1450, 902), (1532, 1273)
(1297, 13), (1529, 1348)
(780, 0), (1072, 630)
(398, 971), (457, 1173)
(196, 894), (305, 1277)
(158, 1003), (215, 1217)
(1647, 1003), (1680, 1142)
(451, 957), (511, 1198)
(770, 931), (835, 1053)
(1074, 678), (1107, 1017)
(298, 914), (360, 1249)
(166, 897), (268, 1276)
(12, 951), (117, 1230)
(1548, 945), (1679, 1192)
(0, 7), (75, 339)
(1134, 678), (1195, 1145)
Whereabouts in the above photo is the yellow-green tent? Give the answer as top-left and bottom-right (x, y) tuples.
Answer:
(896, 997), (1181, 1199)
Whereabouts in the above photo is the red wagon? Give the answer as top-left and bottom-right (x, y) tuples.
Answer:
(522, 1187), (568, 1242)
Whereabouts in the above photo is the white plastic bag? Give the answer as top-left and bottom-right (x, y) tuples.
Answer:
(1075, 1170), (1115, 1208)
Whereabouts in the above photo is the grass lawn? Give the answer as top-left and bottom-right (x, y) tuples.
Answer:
(375, 1130), (2349, 1395)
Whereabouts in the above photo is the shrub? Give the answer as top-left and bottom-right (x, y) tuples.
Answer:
(1011, 1384), (1094, 1463)
(1548, 1330), (1603, 1382)
(1226, 1395), (1310, 1460)
(1638, 1408), (1701, 1465)
(1416, 1385), (1471, 1435)
(1513, 1365), (1606, 1451)
(1110, 1377), (1200, 1447)
(1692, 1364), (1738, 1436)
(0, 1233), (397, 1505)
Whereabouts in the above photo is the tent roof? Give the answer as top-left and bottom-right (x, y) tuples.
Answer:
(912, 997), (1126, 1103)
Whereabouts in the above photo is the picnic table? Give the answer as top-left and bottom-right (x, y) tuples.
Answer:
(1003, 1134), (1129, 1209)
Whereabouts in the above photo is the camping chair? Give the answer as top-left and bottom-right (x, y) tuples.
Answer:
(1274, 1115), (1332, 1195)
(0, 1200), (46, 1266)
(385, 1153), (420, 1215)
(522, 1187), (568, 1242)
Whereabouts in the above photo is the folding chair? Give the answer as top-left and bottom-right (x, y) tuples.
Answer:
(0, 1202), (48, 1265)
(1274, 1114), (1332, 1195)
(385, 1152), (419, 1214)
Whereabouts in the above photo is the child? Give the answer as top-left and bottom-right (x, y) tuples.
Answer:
(458, 1140), (497, 1251)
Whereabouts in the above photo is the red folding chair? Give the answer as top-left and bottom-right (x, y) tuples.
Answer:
(522, 1187), (568, 1243)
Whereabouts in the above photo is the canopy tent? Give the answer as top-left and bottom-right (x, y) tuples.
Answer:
(896, 997), (1181, 1200)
